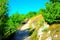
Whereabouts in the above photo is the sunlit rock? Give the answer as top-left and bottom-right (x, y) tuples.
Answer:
(20, 14), (60, 40)
(20, 14), (44, 30)
(37, 23), (50, 40)
(38, 24), (60, 40)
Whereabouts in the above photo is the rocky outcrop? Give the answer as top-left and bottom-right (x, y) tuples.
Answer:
(20, 14), (60, 40)
(37, 23), (50, 40)
(20, 14), (44, 30)
(37, 24), (60, 40)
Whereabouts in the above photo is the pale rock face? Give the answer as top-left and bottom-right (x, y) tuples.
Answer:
(20, 14), (44, 30)
(20, 20), (31, 30)
(54, 35), (58, 38)
(20, 19), (36, 30)
(20, 23), (29, 30)
(37, 23), (60, 40)
(46, 36), (52, 40)
(53, 34), (60, 40)
(37, 23), (50, 40)
(32, 23), (36, 28)
(37, 23), (49, 36)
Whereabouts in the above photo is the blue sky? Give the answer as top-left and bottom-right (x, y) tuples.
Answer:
(9, 0), (50, 16)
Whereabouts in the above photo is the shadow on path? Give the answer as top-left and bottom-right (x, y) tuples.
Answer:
(11, 29), (29, 40)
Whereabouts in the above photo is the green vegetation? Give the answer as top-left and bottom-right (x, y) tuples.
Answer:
(0, 0), (60, 40)
(50, 0), (60, 3)
(29, 0), (60, 40)
(0, 0), (8, 40)
(40, 2), (60, 24)
(8, 12), (25, 27)
(26, 12), (37, 19)
(8, 11), (37, 29)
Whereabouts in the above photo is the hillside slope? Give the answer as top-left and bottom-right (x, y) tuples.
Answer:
(20, 14), (60, 40)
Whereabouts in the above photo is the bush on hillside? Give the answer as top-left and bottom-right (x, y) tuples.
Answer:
(40, 2), (60, 24)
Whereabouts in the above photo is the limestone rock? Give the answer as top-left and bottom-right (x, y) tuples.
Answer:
(37, 24), (60, 40)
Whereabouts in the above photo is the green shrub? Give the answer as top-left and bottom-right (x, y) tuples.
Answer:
(40, 2), (60, 24)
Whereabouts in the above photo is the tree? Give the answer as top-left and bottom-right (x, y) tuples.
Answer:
(50, 0), (60, 3)
(26, 12), (37, 19)
(40, 2), (60, 24)
(0, 0), (8, 40)
(7, 12), (25, 31)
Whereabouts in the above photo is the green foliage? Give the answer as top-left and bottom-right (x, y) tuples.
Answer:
(40, 2), (60, 24)
(0, 0), (60, 40)
(26, 12), (37, 18)
(4, 12), (26, 39)
(0, 0), (8, 38)
(7, 12), (25, 30)
(7, 11), (37, 31)
(50, 0), (60, 3)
